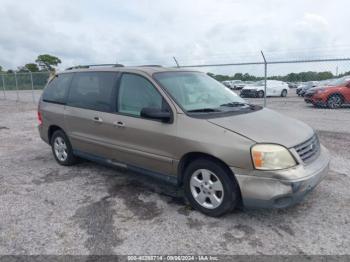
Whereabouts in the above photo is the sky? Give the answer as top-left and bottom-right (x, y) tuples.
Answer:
(1, 0), (350, 75)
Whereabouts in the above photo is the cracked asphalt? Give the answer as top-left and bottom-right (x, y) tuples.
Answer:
(0, 92), (349, 255)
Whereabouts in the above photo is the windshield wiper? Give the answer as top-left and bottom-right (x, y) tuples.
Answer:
(187, 108), (221, 113)
(220, 102), (249, 107)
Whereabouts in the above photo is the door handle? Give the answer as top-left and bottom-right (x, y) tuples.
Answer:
(93, 116), (103, 123)
(114, 121), (125, 128)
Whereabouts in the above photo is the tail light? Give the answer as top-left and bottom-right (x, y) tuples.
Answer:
(37, 109), (42, 125)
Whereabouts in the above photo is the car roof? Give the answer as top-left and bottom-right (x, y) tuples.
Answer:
(58, 65), (197, 76)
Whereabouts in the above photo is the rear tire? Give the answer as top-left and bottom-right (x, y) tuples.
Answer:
(51, 130), (77, 166)
(183, 158), (240, 217)
(327, 94), (343, 109)
(281, 89), (287, 97)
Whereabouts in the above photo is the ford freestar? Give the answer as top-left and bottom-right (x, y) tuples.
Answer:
(38, 65), (330, 216)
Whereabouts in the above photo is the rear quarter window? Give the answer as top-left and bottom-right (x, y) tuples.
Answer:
(42, 73), (73, 104)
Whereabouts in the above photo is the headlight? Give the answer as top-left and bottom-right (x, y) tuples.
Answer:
(251, 144), (296, 170)
(316, 89), (326, 94)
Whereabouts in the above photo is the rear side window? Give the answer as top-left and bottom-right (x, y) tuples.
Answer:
(67, 72), (117, 112)
(42, 73), (73, 104)
(118, 73), (163, 116)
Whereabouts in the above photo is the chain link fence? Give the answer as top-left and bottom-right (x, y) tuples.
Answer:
(0, 71), (50, 103)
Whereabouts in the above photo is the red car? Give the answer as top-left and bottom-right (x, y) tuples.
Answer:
(304, 77), (350, 108)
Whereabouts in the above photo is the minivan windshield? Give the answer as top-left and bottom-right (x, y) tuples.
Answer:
(154, 71), (247, 112)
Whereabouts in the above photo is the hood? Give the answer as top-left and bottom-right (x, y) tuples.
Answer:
(308, 86), (329, 92)
(309, 87), (322, 91)
(207, 108), (314, 148)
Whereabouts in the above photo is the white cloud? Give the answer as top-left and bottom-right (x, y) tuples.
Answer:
(0, 0), (349, 75)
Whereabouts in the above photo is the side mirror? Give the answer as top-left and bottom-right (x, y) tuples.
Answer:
(140, 107), (172, 123)
(346, 83), (350, 88)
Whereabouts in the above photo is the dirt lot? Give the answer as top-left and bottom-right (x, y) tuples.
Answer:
(0, 92), (349, 255)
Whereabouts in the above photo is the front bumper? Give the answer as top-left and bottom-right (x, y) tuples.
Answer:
(232, 145), (330, 208)
(240, 90), (258, 97)
(304, 97), (313, 103)
(304, 94), (327, 106)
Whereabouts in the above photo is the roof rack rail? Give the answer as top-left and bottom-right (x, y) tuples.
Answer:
(66, 64), (124, 70)
(138, 65), (163, 67)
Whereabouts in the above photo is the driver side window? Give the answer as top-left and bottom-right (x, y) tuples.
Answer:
(118, 73), (163, 116)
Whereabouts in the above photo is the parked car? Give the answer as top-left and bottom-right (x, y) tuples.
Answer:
(222, 80), (246, 90)
(288, 82), (298, 88)
(230, 80), (246, 90)
(297, 81), (318, 96)
(304, 76), (350, 108)
(240, 80), (289, 98)
(222, 80), (232, 88)
(38, 65), (329, 217)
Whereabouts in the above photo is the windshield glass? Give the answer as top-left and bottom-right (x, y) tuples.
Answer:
(328, 77), (349, 86)
(154, 71), (246, 112)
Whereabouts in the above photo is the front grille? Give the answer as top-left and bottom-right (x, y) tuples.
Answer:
(294, 134), (320, 163)
(241, 89), (257, 96)
(304, 92), (314, 98)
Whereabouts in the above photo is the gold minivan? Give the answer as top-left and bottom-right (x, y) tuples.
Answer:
(38, 65), (330, 216)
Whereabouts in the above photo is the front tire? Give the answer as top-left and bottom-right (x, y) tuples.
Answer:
(257, 90), (264, 98)
(183, 158), (240, 217)
(327, 94), (343, 109)
(51, 130), (77, 166)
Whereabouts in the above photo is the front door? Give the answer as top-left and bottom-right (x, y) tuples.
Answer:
(266, 81), (274, 96)
(104, 72), (178, 176)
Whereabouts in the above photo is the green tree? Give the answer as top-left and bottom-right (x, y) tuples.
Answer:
(25, 63), (39, 72)
(339, 71), (350, 77)
(0, 65), (2, 72)
(233, 73), (243, 80)
(35, 54), (61, 71)
(317, 71), (333, 80)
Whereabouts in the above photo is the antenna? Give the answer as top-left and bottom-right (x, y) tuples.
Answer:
(173, 57), (180, 68)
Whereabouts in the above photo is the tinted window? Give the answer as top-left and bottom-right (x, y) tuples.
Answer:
(67, 72), (117, 112)
(42, 73), (73, 104)
(118, 74), (163, 116)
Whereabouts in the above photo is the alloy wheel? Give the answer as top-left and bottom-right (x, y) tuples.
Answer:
(328, 95), (342, 109)
(190, 169), (224, 209)
(53, 136), (68, 162)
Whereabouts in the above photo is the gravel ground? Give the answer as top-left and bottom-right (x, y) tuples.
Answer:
(0, 92), (349, 255)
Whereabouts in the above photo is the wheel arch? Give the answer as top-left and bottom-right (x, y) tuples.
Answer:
(177, 152), (242, 200)
(48, 125), (66, 144)
(327, 92), (345, 102)
(281, 88), (288, 96)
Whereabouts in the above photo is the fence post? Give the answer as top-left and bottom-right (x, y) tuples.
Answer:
(1, 74), (5, 100)
(29, 72), (35, 103)
(14, 72), (19, 101)
(261, 51), (267, 107)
